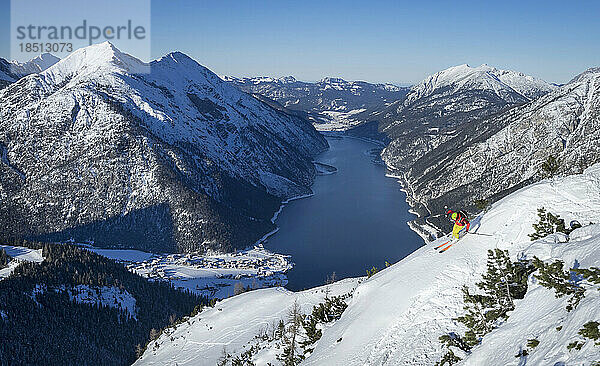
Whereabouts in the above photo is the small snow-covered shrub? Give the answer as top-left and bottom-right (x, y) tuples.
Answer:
(527, 338), (540, 349)
(567, 340), (585, 351)
(473, 198), (491, 213)
(366, 266), (379, 278)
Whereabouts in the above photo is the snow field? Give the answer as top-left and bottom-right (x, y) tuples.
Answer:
(134, 278), (360, 366)
(306, 164), (600, 365)
(0, 245), (44, 280)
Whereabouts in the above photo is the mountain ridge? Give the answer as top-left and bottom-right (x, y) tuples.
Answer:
(0, 42), (327, 253)
(226, 75), (409, 131)
(387, 66), (600, 238)
(0, 52), (60, 88)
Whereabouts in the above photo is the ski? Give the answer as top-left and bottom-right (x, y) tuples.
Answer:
(434, 240), (451, 250)
(439, 242), (455, 253)
(438, 238), (463, 253)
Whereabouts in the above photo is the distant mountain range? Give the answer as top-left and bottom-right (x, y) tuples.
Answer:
(369, 64), (559, 170)
(224, 75), (409, 131)
(3, 45), (598, 249)
(0, 42), (327, 253)
(0, 53), (60, 88)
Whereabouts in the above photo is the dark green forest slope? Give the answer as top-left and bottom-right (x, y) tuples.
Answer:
(0, 241), (207, 365)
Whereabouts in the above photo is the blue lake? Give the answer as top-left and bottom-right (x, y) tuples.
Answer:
(265, 135), (424, 291)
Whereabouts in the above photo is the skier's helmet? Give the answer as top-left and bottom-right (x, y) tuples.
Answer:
(451, 212), (458, 220)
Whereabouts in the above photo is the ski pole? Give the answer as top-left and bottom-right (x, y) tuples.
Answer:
(468, 232), (494, 237)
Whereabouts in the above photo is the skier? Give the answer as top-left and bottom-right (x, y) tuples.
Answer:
(445, 208), (470, 240)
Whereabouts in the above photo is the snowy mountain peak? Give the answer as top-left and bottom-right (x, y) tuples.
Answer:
(152, 51), (212, 77)
(406, 63), (557, 105)
(0, 52), (60, 84)
(278, 76), (297, 84)
(28, 53), (61, 71)
(0, 41), (327, 253)
(568, 66), (600, 84)
(320, 77), (347, 84)
(63, 41), (122, 64)
(160, 51), (197, 65)
(40, 41), (147, 84)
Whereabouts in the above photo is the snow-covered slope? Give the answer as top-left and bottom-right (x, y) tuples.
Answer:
(0, 42), (327, 253)
(66, 284), (138, 319)
(134, 278), (360, 365)
(0, 244), (44, 280)
(306, 164), (600, 366)
(136, 164), (600, 365)
(226, 76), (409, 131)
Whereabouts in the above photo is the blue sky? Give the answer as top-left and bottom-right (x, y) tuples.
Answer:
(1, 0), (599, 84)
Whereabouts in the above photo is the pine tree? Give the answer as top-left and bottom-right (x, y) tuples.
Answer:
(275, 319), (285, 340)
(135, 343), (144, 358)
(0, 249), (10, 269)
(541, 155), (561, 178)
(301, 314), (321, 353)
(476, 249), (533, 318)
(455, 250), (534, 346)
(438, 251), (535, 363)
(301, 294), (349, 355)
(435, 348), (461, 366)
(233, 282), (246, 295)
(455, 285), (493, 347)
(149, 328), (160, 341)
(278, 301), (305, 366)
(579, 321), (600, 345)
(532, 257), (585, 311)
(439, 333), (471, 352)
(529, 207), (569, 241)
